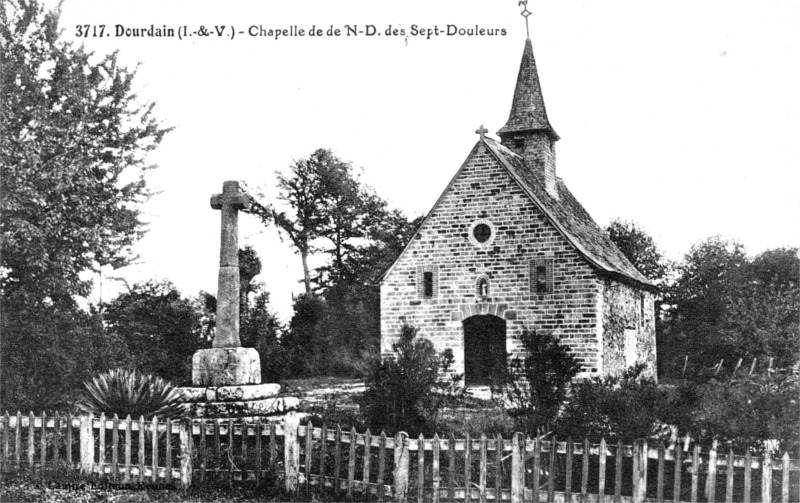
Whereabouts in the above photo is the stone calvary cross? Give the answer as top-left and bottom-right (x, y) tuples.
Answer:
(190, 180), (261, 386)
(180, 179), (300, 417)
(210, 181), (251, 348)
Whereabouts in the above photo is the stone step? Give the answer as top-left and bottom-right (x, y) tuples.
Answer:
(185, 396), (300, 418)
(178, 383), (281, 403)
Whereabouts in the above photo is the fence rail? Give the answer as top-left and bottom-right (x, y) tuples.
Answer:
(2, 411), (799, 502)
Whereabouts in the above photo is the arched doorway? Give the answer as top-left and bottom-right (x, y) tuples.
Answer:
(463, 315), (507, 386)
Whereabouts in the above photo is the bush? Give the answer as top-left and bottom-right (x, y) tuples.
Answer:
(682, 369), (800, 454)
(359, 325), (462, 435)
(77, 368), (183, 418)
(491, 329), (581, 435)
(556, 364), (670, 443)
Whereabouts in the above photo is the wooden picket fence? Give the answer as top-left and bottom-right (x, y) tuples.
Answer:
(680, 356), (799, 379)
(2, 411), (799, 502)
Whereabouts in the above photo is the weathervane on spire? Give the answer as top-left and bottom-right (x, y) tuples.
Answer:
(519, 0), (532, 39)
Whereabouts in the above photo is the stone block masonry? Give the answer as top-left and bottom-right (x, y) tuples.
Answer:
(381, 144), (603, 378)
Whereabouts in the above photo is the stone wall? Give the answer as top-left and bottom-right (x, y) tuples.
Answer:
(380, 142), (603, 379)
(600, 279), (657, 378)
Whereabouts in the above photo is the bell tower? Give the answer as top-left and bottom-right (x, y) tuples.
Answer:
(497, 36), (560, 199)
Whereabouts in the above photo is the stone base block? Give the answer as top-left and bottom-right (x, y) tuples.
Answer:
(186, 397), (300, 418)
(178, 383), (281, 403)
(192, 347), (261, 386)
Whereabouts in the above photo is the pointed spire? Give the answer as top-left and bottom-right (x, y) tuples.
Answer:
(497, 38), (558, 140)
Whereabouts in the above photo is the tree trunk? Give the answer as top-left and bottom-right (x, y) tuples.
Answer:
(301, 250), (312, 294)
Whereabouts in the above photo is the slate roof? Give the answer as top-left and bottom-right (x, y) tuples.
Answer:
(378, 37), (654, 290)
(497, 38), (559, 140)
(378, 135), (655, 290)
(482, 136), (655, 289)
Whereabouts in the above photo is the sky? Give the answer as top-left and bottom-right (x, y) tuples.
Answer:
(47, 0), (800, 320)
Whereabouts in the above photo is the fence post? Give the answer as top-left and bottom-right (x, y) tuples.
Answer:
(511, 432), (524, 503)
(632, 439), (647, 503)
(706, 439), (718, 502)
(761, 449), (772, 503)
(284, 411), (300, 493)
(79, 413), (94, 475)
(179, 418), (193, 489)
(393, 432), (409, 502)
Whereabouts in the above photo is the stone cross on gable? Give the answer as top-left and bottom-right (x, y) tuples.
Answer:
(475, 125), (488, 140)
(210, 181), (251, 348)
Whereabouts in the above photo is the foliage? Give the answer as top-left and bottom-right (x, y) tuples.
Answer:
(718, 284), (799, 368)
(661, 239), (799, 374)
(491, 329), (581, 435)
(246, 149), (422, 378)
(675, 370), (800, 454)
(556, 364), (671, 443)
(103, 280), (208, 384)
(0, 470), (307, 502)
(77, 368), (183, 418)
(0, 302), (123, 411)
(279, 293), (330, 376)
(241, 289), (288, 383)
(606, 219), (671, 285)
(0, 0), (168, 307)
(0, 0), (166, 412)
(359, 325), (463, 435)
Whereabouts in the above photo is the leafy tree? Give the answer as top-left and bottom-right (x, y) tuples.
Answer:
(248, 149), (423, 375)
(491, 329), (581, 435)
(247, 149), (345, 294)
(747, 247), (800, 289)
(1, 0), (168, 306)
(359, 325), (462, 435)
(103, 281), (207, 384)
(606, 219), (670, 285)
(660, 237), (749, 371)
(0, 1), (167, 411)
(314, 169), (388, 289)
(662, 240), (798, 373)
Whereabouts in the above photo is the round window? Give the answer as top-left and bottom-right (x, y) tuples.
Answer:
(473, 223), (492, 243)
(468, 219), (496, 248)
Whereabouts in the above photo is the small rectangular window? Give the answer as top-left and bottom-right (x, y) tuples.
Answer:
(530, 258), (554, 295)
(423, 271), (434, 298)
(535, 266), (548, 294)
(417, 265), (438, 299)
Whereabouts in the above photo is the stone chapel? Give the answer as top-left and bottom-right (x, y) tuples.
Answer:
(378, 37), (658, 385)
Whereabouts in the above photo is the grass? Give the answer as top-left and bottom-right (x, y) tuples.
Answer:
(0, 470), (352, 502)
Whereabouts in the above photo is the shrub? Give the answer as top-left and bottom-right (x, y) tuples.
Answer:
(491, 329), (581, 435)
(683, 369), (800, 454)
(556, 364), (670, 443)
(359, 325), (462, 435)
(77, 368), (184, 418)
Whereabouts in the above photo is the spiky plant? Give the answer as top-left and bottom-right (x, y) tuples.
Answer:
(77, 368), (184, 418)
